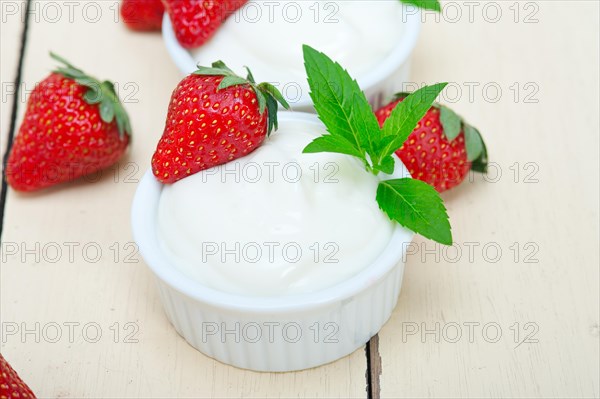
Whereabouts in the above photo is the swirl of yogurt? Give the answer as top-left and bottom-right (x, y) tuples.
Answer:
(157, 116), (395, 296)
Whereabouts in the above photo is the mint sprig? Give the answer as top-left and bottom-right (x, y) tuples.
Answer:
(399, 0), (441, 12)
(301, 45), (452, 245)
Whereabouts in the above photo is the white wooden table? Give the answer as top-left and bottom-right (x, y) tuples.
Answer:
(1, 1), (598, 397)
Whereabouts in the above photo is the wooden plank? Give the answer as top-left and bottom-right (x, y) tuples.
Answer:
(0, 1), (368, 397)
(0, 0), (25, 155)
(376, 1), (600, 397)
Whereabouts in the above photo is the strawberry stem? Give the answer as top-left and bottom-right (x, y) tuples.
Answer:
(49, 52), (131, 138)
(194, 61), (290, 135)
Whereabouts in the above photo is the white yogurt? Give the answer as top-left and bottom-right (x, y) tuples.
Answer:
(192, 1), (405, 105)
(157, 117), (394, 296)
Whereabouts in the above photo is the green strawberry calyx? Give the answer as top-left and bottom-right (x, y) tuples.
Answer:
(391, 92), (488, 173)
(50, 52), (131, 138)
(193, 61), (290, 136)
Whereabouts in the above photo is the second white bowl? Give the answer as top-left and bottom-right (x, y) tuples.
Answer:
(162, 4), (421, 112)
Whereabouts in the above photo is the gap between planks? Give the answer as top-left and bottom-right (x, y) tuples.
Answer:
(366, 334), (382, 399)
(0, 0), (31, 241)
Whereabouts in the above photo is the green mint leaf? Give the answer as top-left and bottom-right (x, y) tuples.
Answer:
(302, 45), (381, 163)
(376, 178), (452, 245)
(377, 83), (447, 161)
(303, 134), (367, 161)
(464, 124), (484, 161)
(391, 92), (411, 102)
(399, 0), (441, 12)
(375, 135), (397, 153)
(439, 105), (462, 140)
(375, 155), (396, 175)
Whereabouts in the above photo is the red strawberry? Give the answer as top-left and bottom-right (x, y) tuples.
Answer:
(121, 0), (164, 31)
(162, 0), (247, 49)
(152, 61), (289, 183)
(375, 95), (487, 192)
(0, 354), (36, 399)
(5, 53), (131, 192)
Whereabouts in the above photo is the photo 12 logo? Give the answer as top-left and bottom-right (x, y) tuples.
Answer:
(199, 161), (340, 184)
(403, 1), (540, 24)
(201, 241), (339, 264)
(0, 241), (140, 265)
(400, 321), (539, 347)
(201, 321), (339, 344)
(402, 241), (540, 264)
(399, 81), (540, 105)
(1, 321), (140, 344)
(231, 1), (341, 24)
(2, 79), (141, 106)
(2, 1), (121, 24)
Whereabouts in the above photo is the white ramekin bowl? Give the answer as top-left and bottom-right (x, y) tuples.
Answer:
(132, 112), (414, 371)
(162, 5), (421, 111)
